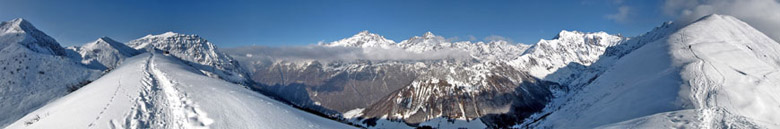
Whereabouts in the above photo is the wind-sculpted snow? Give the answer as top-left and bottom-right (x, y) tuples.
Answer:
(522, 14), (780, 128)
(7, 53), (356, 129)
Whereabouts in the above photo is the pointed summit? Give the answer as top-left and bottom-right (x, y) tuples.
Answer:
(85, 37), (139, 56)
(422, 31), (436, 38)
(356, 30), (371, 35)
(75, 37), (141, 70)
(0, 18), (66, 56)
(160, 31), (181, 37)
(95, 37), (123, 46)
(397, 31), (449, 53)
(3, 18), (35, 32)
(321, 30), (396, 48)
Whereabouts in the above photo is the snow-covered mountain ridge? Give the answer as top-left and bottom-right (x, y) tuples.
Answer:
(128, 32), (248, 84)
(66, 37), (141, 70)
(7, 52), (355, 129)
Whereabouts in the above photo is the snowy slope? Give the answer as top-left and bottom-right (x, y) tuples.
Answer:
(523, 14), (780, 128)
(67, 37), (141, 70)
(7, 52), (356, 129)
(127, 32), (247, 84)
(0, 18), (101, 127)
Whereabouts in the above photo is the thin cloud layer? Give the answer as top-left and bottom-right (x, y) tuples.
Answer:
(224, 45), (471, 63)
(663, 0), (780, 42)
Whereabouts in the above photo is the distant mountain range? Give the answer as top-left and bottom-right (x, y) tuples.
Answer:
(1, 14), (779, 128)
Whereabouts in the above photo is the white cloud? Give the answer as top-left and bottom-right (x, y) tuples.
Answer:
(446, 36), (460, 42)
(467, 35), (477, 41)
(484, 35), (513, 43)
(224, 45), (471, 63)
(663, 0), (780, 42)
(605, 6), (632, 23)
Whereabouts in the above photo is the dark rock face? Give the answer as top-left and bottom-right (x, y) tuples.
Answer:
(250, 60), (418, 113)
(245, 59), (559, 127)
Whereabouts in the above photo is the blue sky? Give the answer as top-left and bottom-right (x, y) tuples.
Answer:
(0, 0), (672, 47)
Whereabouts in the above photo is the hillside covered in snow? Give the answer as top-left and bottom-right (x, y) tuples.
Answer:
(7, 52), (355, 129)
(0, 18), (102, 127)
(522, 14), (780, 128)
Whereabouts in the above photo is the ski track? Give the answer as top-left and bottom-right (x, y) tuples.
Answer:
(117, 53), (211, 129)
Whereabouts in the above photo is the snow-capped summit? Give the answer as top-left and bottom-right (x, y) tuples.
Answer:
(422, 31), (436, 38)
(68, 37), (140, 70)
(321, 30), (396, 48)
(0, 18), (66, 56)
(127, 32), (248, 83)
(398, 31), (451, 53)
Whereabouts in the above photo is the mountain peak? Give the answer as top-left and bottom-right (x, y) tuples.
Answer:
(321, 30), (396, 48)
(552, 30), (582, 39)
(93, 37), (126, 47)
(10, 18), (33, 28)
(97, 36), (115, 42)
(141, 31), (191, 39)
(160, 31), (181, 37)
(356, 30), (371, 35)
(422, 31), (436, 38)
(0, 18), (66, 55)
(1, 18), (37, 33)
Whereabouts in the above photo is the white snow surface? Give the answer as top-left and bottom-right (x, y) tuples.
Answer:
(523, 14), (780, 128)
(7, 53), (355, 129)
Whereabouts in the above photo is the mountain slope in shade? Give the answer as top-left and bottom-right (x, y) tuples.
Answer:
(67, 37), (141, 70)
(522, 14), (780, 128)
(7, 52), (356, 129)
(127, 32), (248, 84)
(0, 18), (101, 127)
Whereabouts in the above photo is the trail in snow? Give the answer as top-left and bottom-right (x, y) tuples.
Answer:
(147, 53), (213, 128)
(125, 54), (164, 128)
